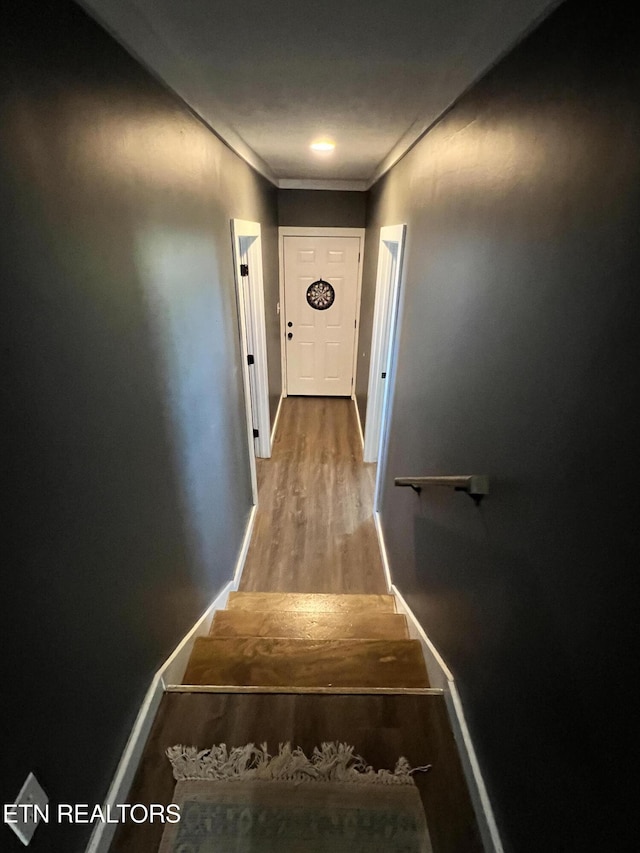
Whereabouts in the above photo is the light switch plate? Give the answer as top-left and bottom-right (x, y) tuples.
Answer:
(7, 773), (49, 846)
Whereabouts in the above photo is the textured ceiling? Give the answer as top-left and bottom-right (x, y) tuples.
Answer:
(80, 0), (558, 188)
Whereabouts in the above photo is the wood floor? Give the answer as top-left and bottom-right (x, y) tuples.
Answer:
(110, 692), (483, 853)
(181, 591), (430, 689)
(109, 397), (483, 852)
(240, 397), (387, 593)
(210, 608), (410, 640)
(184, 636), (430, 687)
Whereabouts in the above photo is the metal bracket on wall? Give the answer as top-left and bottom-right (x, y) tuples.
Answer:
(394, 475), (490, 506)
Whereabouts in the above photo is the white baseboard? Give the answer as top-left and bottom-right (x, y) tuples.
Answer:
(372, 510), (393, 593)
(85, 581), (233, 853)
(84, 673), (163, 853)
(164, 503), (256, 686)
(391, 583), (504, 853)
(353, 397), (365, 450)
(161, 580), (235, 687)
(233, 504), (257, 588)
(271, 394), (284, 445)
(86, 504), (258, 853)
(391, 583), (453, 691)
(446, 681), (504, 853)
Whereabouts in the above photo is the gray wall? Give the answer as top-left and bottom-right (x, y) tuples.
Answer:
(278, 189), (367, 227)
(0, 1), (278, 849)
(359, 0), (638, 850)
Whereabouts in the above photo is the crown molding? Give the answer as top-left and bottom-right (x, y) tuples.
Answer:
(278, 179), (368, 192)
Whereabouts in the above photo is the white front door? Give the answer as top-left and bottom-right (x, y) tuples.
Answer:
(283, 235), (360, 396)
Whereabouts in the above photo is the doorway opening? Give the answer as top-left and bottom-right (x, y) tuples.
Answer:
(362, 224), (406, 509)
(231, 219), (271, 504)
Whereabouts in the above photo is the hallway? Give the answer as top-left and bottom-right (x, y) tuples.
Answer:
(3, 1), (637, 850)
(241, 396), (386, 593)
(110, 399), (482, 852)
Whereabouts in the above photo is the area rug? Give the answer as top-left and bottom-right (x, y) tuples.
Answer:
(159, 741), (432, 852)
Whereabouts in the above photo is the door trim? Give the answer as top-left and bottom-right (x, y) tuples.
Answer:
(364, 224), (406, 463)
(372, 227), (409, 513)
(278, 227), (365, 398)
(232, 220), (271, 504)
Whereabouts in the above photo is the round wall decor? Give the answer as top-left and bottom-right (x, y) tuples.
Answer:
(306, 278), (335, 310)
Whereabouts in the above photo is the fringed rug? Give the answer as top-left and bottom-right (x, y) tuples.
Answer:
(159, 742), (432, 852)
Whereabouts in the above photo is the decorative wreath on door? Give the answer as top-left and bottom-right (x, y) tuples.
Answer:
(306, 279), (335, 310)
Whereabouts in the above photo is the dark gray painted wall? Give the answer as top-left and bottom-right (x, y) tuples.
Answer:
(278, 189), (367, 227)
(0, 1), (278, 849)
(359, 1), (639, 850)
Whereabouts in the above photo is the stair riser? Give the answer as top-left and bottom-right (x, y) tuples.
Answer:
(211, 610), (409, 640)
(226, 592), (396, 614)
(183, 637), (429, 689)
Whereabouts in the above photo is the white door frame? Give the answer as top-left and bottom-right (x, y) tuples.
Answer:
(278, 226), (365, 399)
(364, 224), (406, 463)
(231, 219), (271, 503)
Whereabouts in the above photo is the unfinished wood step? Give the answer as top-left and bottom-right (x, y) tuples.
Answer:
(227, 592), (396, 614)
(210, 609), (409, 640)
(183, 637), (429, 688)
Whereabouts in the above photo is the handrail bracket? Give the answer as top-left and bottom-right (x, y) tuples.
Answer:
(395, 475), (489, 506)
(454, 486), (484, 506)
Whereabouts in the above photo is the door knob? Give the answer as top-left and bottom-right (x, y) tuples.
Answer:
(287, 332), (293, 340)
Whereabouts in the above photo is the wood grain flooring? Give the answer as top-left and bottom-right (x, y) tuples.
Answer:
(182, 636), (430, 688)
(227, 590), (395, 612)
(109, 692), (483, 853)
(107, 396), (484, 852)
(210, 609), (410, 640)
(240, 397), (387, 593)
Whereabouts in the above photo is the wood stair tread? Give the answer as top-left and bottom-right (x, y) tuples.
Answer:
(227, 591), (396, 613)
(183, 637), (429, 688)
(211, 609), (409, 640)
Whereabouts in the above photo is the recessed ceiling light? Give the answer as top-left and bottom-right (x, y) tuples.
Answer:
(310, 140), (335, 152)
